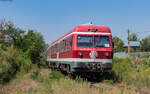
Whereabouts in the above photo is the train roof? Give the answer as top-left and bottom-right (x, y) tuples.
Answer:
(72, 25), (111, 33)
(48, 25), (111, 49)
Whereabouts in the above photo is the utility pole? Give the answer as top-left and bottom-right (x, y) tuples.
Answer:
(128, 29), (130, 54)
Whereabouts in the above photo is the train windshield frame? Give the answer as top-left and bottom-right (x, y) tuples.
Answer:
(77, 35), (110, 48)
(77, 35), (93, 47)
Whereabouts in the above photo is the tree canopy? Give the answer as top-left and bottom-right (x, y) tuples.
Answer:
(0, 19), (47, 84)
(140, 36), (150, 51)
(0, 20), (47, 64)
(113, 36), (125, 52)
(129, 33), (139, 41)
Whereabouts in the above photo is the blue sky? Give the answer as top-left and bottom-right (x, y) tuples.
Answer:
(0, 0), (150, 44)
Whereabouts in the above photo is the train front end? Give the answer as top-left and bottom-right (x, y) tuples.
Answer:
(71, 25), (113, 73)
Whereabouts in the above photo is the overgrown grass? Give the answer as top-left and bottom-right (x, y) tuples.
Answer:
(112, 57), (133, 84)
(1, 56), (150, 94)
(31, 68), (41, 80)
(49, 71), (65, 80)
(140, 53), (150, 58)
(108, 57), (150, 89)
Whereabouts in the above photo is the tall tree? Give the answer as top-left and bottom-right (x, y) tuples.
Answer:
(0, 19), (25, 48)
(113, 36), (125, 52)
(0, 19), (13, 43)
(22, 30), (47, 65)
(0, 19), (47, 84)
(129, 33), (138, 41)
(0, 19), (47, 65)
(140, 36), (150, 51)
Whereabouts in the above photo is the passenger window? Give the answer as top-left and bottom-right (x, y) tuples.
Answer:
(69, 36), (73, 49)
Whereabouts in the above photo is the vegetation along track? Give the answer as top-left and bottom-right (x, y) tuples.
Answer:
(90, 83), (150, 94)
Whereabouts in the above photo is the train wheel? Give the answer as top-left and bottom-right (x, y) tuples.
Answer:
(51, 63), (55, 70)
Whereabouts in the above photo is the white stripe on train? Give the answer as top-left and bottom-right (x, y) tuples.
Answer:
(46, 58), (113, 64)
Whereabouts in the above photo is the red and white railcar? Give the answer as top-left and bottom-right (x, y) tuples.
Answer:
(46, 24), (113, 73)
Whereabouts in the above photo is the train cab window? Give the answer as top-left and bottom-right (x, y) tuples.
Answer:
(95, 36), (110, 48)
(77, 35), (93, 47)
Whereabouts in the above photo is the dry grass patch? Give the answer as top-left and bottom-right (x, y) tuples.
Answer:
(1, 68), (52, 94)
(51, 78), (93, 94)
(51, 78), (140, 94)
(2, 78), (39, 94)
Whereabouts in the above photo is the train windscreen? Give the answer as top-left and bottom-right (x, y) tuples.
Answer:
(94, 36), (110, 47)
(77, 35), (93, 47)
(77, 35), (110, 47)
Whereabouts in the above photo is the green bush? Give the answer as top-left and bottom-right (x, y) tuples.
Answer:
(22, 30), (47, 66)
(140, 53), (150, 58)
(113, 57), (133, 84)
(31, 68), (41, 80)
(134, 65), (150, 88)
(0, 20), (47, 85)
(49, 71), (65, 80)
(143, 58), (150, 67)
(112, 57), (150, 88)
(0, 45), (32, 84)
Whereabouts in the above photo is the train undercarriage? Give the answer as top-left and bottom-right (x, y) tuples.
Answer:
(46, 61), (113, 75)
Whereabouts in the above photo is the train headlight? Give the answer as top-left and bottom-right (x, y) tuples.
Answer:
(78, 52), (83, 57)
